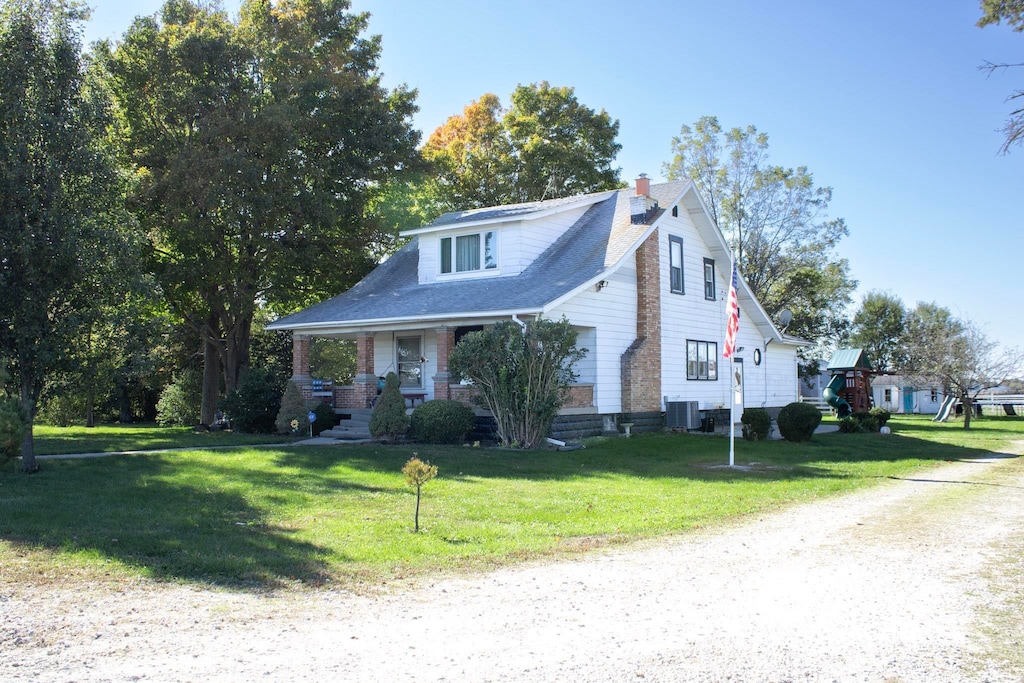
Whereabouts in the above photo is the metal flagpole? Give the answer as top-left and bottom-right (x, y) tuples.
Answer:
(725, 251), (739, 468)
(729, 354), (735, 467)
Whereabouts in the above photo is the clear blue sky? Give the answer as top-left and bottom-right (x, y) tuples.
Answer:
(84, 1), (1024, 353)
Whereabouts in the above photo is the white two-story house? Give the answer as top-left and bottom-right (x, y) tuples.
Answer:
(268, 177), (804, 437)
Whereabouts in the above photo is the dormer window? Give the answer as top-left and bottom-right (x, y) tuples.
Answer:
(440, 230), (498, 274)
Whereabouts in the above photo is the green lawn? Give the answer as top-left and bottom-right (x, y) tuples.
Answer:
(31, 423), (298, 455)
(1, 415), (1020, 592)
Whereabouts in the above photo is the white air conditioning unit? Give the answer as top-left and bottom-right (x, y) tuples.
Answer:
(665, 400), (700, 430)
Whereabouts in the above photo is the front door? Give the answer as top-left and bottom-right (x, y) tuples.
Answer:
(396, 336), (423, 388)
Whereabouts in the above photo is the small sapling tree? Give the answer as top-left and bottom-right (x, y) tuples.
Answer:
(402, 454), (438, 532)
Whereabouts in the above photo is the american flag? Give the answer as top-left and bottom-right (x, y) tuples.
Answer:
(723, 260), (740, 359)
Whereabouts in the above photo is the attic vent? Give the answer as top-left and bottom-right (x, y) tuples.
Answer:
(630, 195), (659, 224)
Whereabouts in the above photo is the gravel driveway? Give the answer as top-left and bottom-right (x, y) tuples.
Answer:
(3, 447), (1022, 682)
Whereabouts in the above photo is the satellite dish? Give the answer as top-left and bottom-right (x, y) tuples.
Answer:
(779, 309), (793, 330)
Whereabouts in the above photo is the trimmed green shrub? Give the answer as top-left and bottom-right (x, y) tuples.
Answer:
(0, 395), (27, 461)
(220, 368), (284, 434)
(275, 381), (309, 435)
(851, 411), (880, 433)
(369, 372), (409, 442)
(837, 416), (864, 433)
(869, 406), (891, 427)
(776, 401), (822, 442)
(740, 408), (772, 441)
(156, 368), (202, 427)
(308, 401), (339, 436)
(411, 400), (476, 444)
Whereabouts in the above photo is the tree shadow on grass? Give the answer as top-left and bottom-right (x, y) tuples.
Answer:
(0, 455), (340, 589)
(288, 420), (1022, 486)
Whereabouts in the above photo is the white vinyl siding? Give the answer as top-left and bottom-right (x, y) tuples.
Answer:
(547, 263), (638, 414)
(659, 210), (798, 411)
(418, 204), (594, 284)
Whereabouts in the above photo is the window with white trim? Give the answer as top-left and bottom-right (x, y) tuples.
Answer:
(668, 235), (684, 294)
(440, 230), (498, 274)
(703, 258), (716, 300)
(686, 340), (718, 380)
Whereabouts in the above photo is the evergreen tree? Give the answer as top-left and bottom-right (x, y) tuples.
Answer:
(369, 372), (408, 442)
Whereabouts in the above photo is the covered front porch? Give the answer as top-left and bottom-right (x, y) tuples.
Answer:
(288, 322), (596, 413)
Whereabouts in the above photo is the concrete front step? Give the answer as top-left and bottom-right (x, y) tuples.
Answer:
(321, 409), (373, 440)
(320, 424), (371, 439)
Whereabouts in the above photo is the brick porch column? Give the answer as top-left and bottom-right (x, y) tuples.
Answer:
(432, 326), (455, 400)
(353, 332), (377, 407)
(291, 334), (312, 381)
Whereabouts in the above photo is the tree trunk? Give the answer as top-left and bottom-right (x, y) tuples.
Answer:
(19, 377), (37, 473)
(117, 379), (133, 424)
(222, 313), (253, 394)
(85, 327), (96, 427)
(962, 395), (973, 430)
(201, 333), (221, 427)
(85, 376), (96, 428)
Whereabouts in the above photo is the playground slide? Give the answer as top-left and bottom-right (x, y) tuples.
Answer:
(822, 374), (852, 418)
(934, 395), (957, 422)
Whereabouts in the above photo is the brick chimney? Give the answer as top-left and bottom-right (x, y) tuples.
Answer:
(635, 173), (651, 197)
(630, 173), (658, 224)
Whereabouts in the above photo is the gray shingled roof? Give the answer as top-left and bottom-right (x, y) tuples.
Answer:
(425, 191), (615, 229)
(269, 182), (689, 330)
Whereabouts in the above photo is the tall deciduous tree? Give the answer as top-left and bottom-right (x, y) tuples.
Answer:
(903, 303), (1023, 429)
(102, 0), (420, 422)
(978, 0), (1024, 152)
(848, 291), (909, 374)
(0, 0), (129, 471)
(663, 116), (856, 353)
(424, 82), (622, 210)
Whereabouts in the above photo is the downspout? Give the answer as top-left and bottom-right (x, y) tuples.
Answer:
(511, 314), (527, 332)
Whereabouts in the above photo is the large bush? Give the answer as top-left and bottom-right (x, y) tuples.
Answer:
(369, 372), (408, 441)
(36, 394), (84, 427)
(740, 408), (771, 441)
(0, 395), (27, 462)
(156, 368), (202, 427)
(776, 401), (822, 442)
(448, 317), (586, 449)
(220, 368), (284, 434)
(411, 400), (476, 444)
